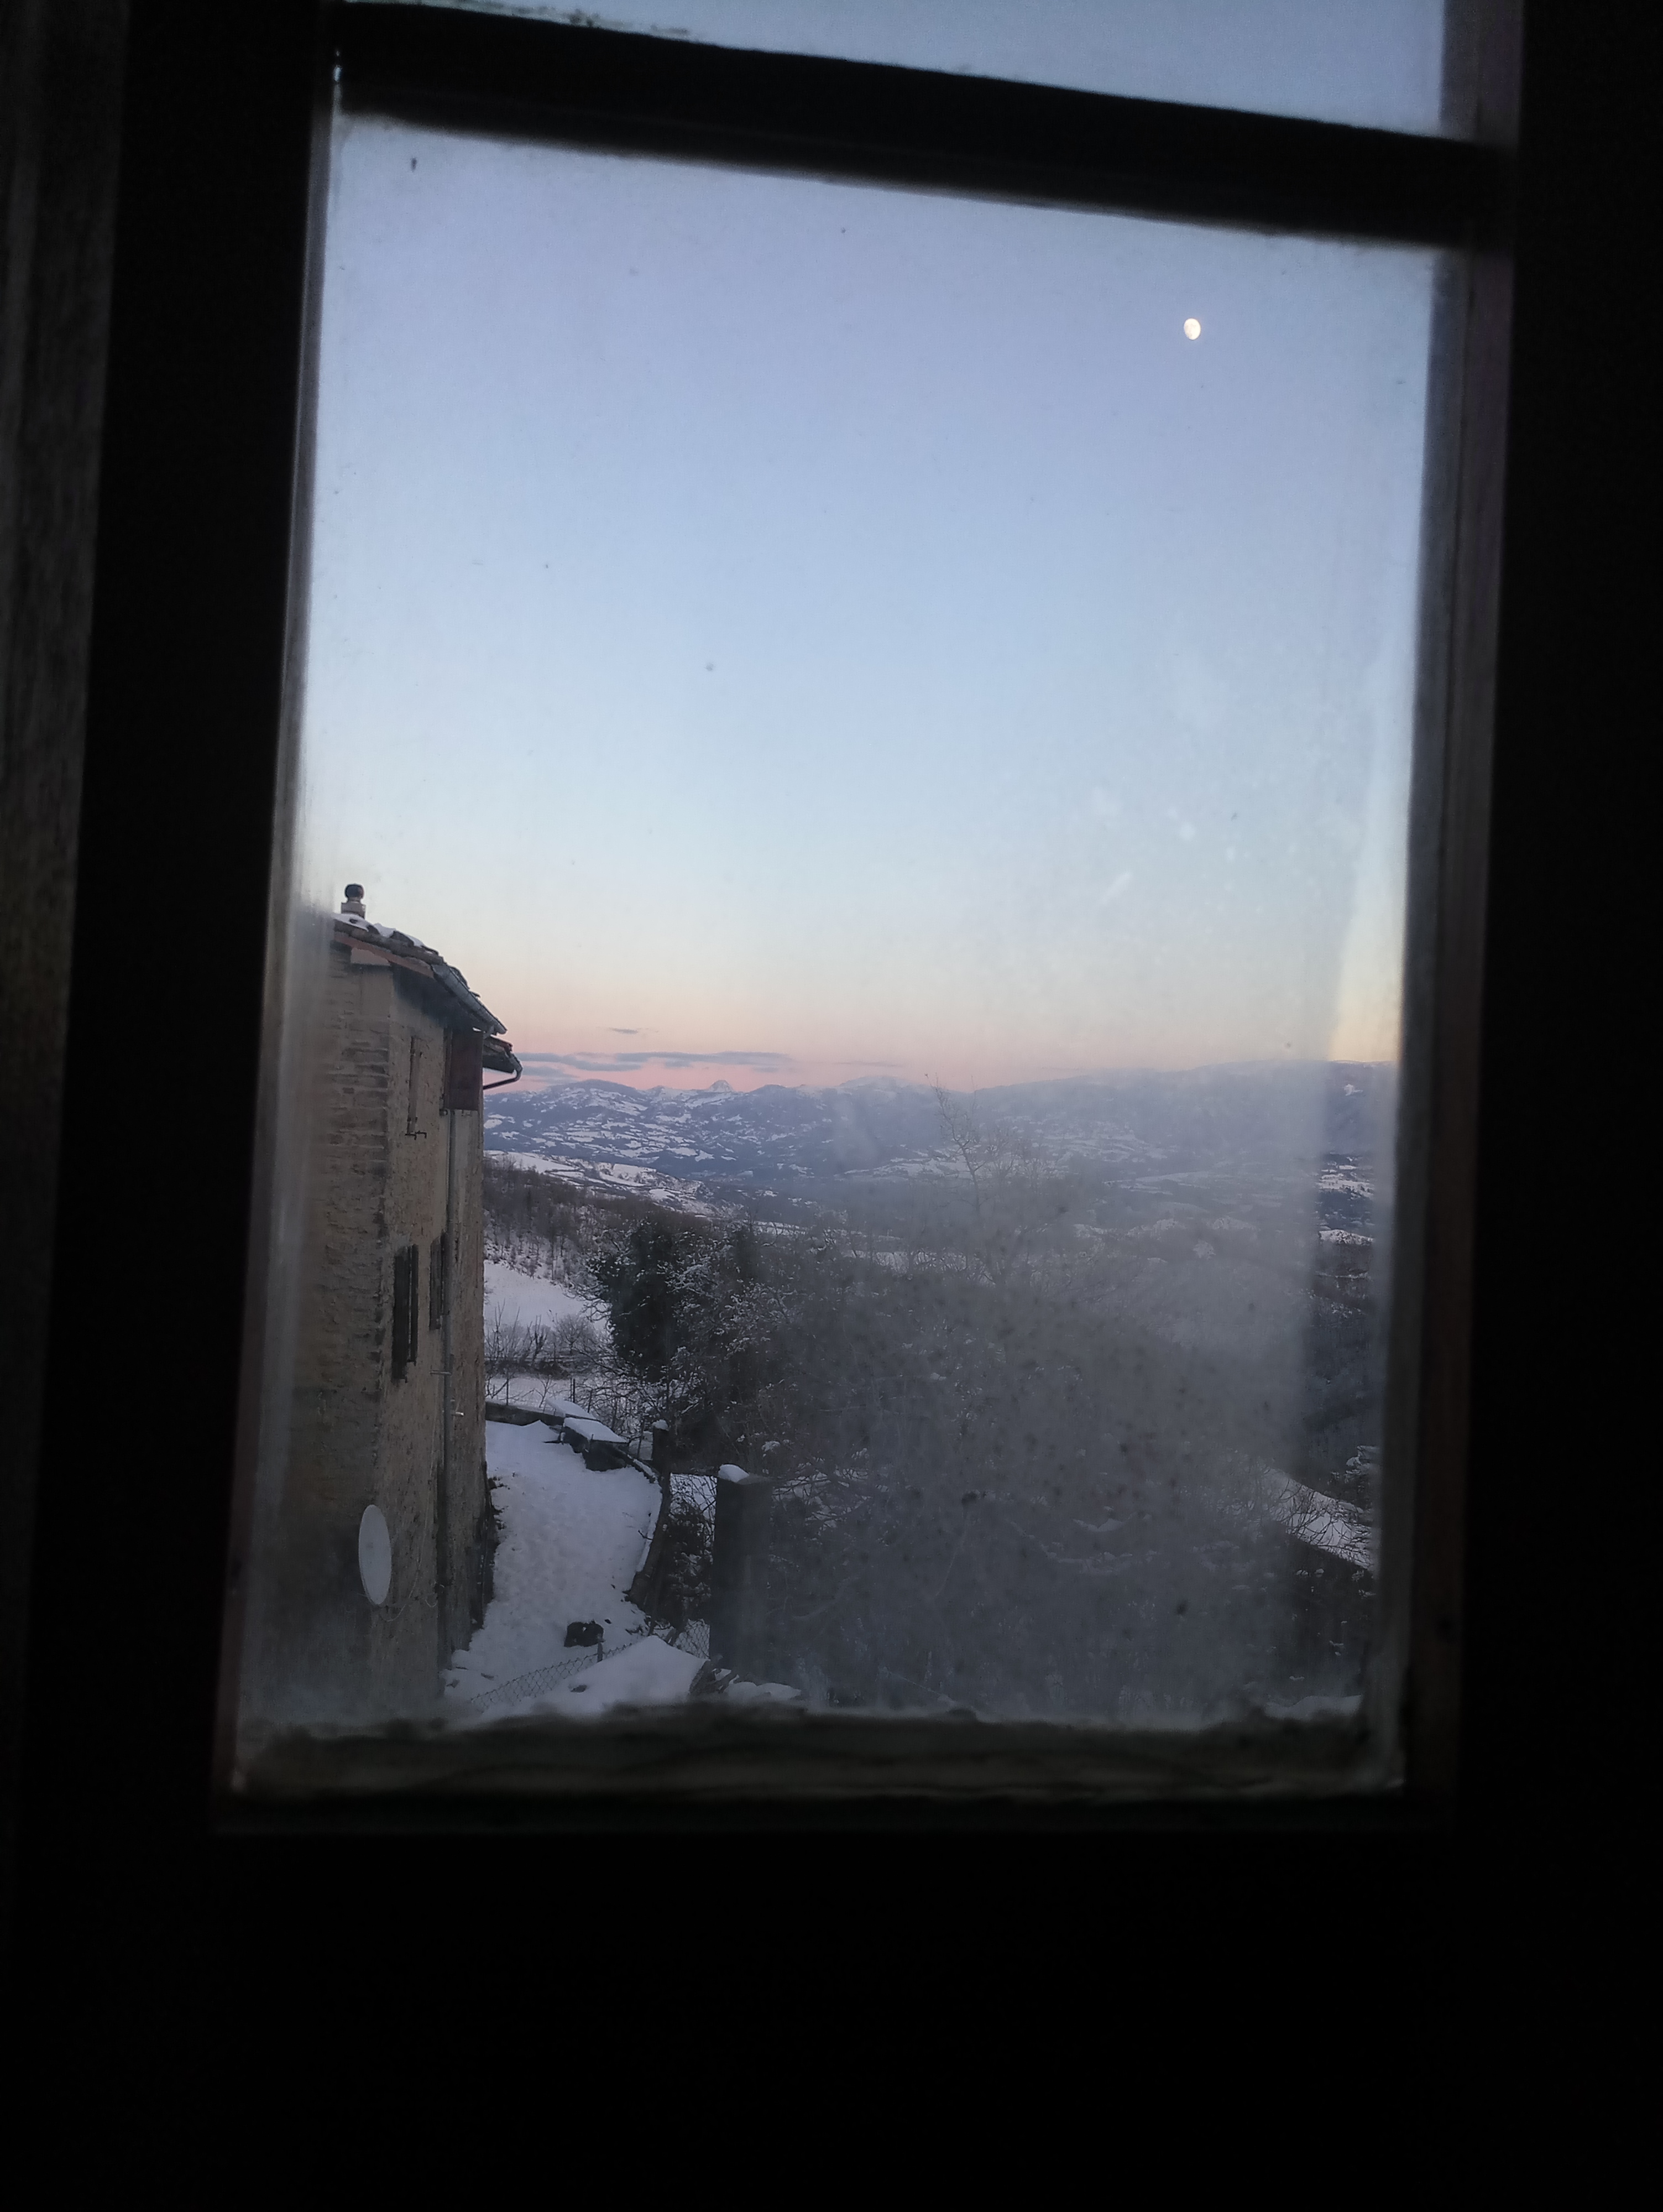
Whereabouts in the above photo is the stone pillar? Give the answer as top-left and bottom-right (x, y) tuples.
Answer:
(709, 1464), (773, 1680)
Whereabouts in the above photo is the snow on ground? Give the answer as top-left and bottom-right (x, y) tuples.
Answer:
(1317, 1167), (1374, 1197)
(483, 1257), (589, 1334)
(444, 1413), (785, 1725)
(444, 1417), (665, 1713)
(1262, 1470), (1377, 1572)
(485, 1632), (704, 1721)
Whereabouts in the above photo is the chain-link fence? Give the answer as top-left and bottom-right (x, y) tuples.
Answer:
(461, 1649), (598, 1715)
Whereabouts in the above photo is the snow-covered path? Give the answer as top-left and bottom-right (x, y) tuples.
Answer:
(443, 1417), (702, 1722)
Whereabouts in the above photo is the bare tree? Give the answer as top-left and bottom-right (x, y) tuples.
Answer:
(928, 1081), (1073, 1292)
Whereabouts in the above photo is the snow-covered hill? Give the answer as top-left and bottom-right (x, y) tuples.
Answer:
(484, 1061), (1395, 1193)
(485, 1072), (942, 1186)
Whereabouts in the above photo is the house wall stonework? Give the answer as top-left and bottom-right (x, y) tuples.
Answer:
(251, 935), (490, 1721)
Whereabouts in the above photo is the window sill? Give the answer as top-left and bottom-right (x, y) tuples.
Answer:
(224, 1700), (1412, 1830)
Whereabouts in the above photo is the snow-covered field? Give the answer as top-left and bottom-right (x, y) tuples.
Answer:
(483, 1257), (589, 1335)
(484, 1259), (593, 1408)
(444, 1416), (702, 1722)
(487, 1147), (717, 1214)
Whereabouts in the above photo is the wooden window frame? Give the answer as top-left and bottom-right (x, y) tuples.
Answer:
(13, 0), (1612, 1870)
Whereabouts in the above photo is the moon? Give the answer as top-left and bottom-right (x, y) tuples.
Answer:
(1184, 317), (1202, 340)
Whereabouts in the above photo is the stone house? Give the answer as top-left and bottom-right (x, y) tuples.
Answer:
(248, 885), (519, 1721)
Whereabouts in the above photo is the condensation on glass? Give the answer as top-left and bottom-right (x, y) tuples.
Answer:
(356, 0), (1462, 139)
(228, 101), (1440, 1767)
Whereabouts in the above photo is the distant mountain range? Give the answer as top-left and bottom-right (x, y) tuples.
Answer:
(484, 1062), (1395, 1198)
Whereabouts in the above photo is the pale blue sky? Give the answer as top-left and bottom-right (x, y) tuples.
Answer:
(299, 109), (1434, 1090)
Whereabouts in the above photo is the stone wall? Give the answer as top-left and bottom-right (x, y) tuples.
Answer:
(375, 980), (489, 1694)
(249, 937), (490, 1722)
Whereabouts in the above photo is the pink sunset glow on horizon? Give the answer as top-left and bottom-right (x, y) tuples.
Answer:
(499, 1041), (1398, 1098)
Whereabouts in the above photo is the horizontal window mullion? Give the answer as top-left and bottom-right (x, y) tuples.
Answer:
(334, 4), (1508, 249)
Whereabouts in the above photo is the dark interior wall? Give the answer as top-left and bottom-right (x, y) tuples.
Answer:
(9, 0), (322, 1948)
(0, 0), (129, 1893)
(1460, 7), (1645, 1822)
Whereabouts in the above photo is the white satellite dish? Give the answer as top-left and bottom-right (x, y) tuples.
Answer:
(358, 1504), (392, 1605)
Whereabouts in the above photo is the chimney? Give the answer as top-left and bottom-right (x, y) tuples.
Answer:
(341, 883), (366, 918)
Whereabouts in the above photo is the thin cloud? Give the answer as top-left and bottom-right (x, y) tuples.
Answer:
(515, 1048), (793, 1075)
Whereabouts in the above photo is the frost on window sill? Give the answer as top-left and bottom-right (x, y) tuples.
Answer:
(228, 1698), (1383, 1812)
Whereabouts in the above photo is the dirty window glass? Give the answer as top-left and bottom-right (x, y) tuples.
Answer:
(358, 0), (1455, 138)
(229, 112), (1432, 1776)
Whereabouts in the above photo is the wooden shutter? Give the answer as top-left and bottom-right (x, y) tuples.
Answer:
(444, 1029), (483, 1112)
(428, 1233), (447, 1329)
(391, 1243), (419, 1378)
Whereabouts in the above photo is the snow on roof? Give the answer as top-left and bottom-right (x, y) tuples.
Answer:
(333, 911), (512, 1044)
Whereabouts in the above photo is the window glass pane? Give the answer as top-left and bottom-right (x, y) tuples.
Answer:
(232, 116), (1432, 1770)
(353, 0), (1453, 139)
